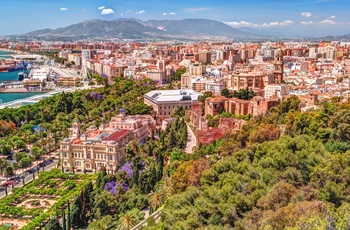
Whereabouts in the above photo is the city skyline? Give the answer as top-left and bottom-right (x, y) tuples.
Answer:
(0, 0), (349, 37)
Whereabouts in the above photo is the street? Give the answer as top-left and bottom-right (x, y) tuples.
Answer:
(0, 159), (58, 198)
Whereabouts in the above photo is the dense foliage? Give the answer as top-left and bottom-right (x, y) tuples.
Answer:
(221, 87), (256, 100)
(0, 77), (155, 174)
(43, 117), (189, 230)
(144, 97), (350, 229)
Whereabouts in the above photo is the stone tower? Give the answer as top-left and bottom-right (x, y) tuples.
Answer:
(274, 47), (284, 83)
(69, 119), (81, 138)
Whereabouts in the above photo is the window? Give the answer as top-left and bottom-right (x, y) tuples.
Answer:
(109, 155), (113, 160)
(64, 153), (67, 158)
(87, 153), (91, 159)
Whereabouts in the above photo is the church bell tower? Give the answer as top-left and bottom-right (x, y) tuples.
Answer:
(274, 47), (284, 84)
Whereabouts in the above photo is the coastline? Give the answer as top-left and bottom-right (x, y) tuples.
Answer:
(0, 88), (50, 93)
(0, 49), (28, 58)
(0, 88), (29, 93)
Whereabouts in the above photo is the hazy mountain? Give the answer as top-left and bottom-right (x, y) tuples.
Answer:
(317, 34), (350, 41)
(143, 19), (248, 37)
(24, 18), (251, 39)
(25, 19), (160, 38)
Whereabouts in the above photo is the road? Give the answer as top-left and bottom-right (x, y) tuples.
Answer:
(185, 124), (196, 153)
(0, 159), (58, 198)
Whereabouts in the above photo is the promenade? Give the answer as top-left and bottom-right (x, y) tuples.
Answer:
(0, 158), (58, 198)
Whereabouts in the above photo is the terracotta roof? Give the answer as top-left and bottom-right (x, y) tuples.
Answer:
(103, 130), (132, 141)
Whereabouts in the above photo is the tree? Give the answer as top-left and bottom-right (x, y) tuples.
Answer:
(45, 216), (62, 230)
(221, 88), (231, 98)
(67, 201), (71, 230)
(62, 209), (66, 230)
(70, 195), (84, 227)
(116, 209), (140, 230)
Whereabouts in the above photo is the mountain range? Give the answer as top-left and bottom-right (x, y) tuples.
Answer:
(23, 18), (260, 40)
(19, 18), (350, 41)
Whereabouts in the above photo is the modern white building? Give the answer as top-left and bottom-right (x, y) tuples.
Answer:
(144, 90), (202, 124)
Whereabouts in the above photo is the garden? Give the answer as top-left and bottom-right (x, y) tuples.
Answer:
(0, 169), (95, 229)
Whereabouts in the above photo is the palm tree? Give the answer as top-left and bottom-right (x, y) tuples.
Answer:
(149, 190), (164, 210)
(0, 158), (6, 176)
(2, 161), (13, 179)
(116, 210), (139, 230)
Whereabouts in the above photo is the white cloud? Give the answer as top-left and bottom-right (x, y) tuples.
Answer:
(136, 10), (145, 14)
(121, 13), (123, 16)
(60, 8), (69, 11)
(224, 21), (259, 28)
(329, 15), (336, 19)
(101, 8), (114, 15)
(301, 12), (312, 17)
(301, 21), (314, 25)
(320, 19), (336, 24)
(224, 20), (294, 28)
(127, 10), (133, 13)
(98, 6), (105, 10)
(163, 12), (176, 16)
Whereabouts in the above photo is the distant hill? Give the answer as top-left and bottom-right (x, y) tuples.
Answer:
(23, 18), (253, 39)
(142, 19), (248, 37)
(25, 19), (160, 39)
(317, 34), (350, 41)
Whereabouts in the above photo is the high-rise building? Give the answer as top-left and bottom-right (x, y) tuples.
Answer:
(198, 51), (211, 64)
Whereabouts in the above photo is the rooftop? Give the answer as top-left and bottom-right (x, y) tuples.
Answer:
(144, 90), (202, 103)
(103, 129), (132, 141)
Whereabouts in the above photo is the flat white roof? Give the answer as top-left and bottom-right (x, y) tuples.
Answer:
(145, 90), (202, 103)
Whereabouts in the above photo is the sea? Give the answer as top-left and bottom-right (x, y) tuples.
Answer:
(0, 50), (43, 104)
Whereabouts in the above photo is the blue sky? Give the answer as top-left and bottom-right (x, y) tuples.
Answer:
(0, 0), (348, 37)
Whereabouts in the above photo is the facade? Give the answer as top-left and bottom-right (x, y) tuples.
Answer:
(189, 64), (204, 76)
(109, 109), (156, 143)
(57, 77), (80, 87)
(147, 70), (167, 83)
(144, 90), (203, 124)
(199, 51), (211, 64)
(264, 84), (290, 99)
(228, 72), (273, 91)
(205, 96), (228, 117)
(204, 95), (280, 117)
(60, 120), (135, 172)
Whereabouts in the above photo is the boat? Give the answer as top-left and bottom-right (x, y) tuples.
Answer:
(8, 61), (27, 72)
(18, 71), (28, 81)
(0, 66), (9, 72)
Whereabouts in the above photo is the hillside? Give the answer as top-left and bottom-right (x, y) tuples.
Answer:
(143, 98), (350, 229)
(24, 18), (251, 39)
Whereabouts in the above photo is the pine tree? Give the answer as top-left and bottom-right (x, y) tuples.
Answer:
(66, 201), (71, 230)
(62, 209), (66, 230)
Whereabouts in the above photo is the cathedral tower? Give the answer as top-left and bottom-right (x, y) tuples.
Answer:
(274, 47), (284, 83)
